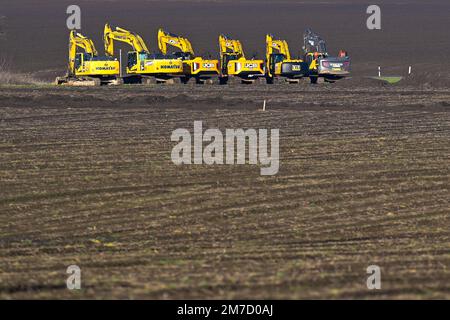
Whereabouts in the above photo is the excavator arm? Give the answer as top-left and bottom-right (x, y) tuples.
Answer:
(266, 34), (291, 61)
(104, 23), (149, 56)
(219, 34), (244, 59)
(157, 29), (194, 57)
(303, 28), (327, 55)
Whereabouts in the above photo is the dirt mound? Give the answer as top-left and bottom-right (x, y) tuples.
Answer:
(333, 76), (388, 88)
(399, 71), (450, 89)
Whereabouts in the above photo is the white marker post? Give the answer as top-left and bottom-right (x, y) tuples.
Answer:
(263, 100), (266, 111)
(408, 66), (412, 75)
(378, 66), (381, 77)
(119, 49), (123, 78)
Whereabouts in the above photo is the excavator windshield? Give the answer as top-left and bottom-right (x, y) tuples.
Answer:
(226, 54), (240, 61)
(75, 53), (115, 67)
(74, 53), (89, 69)
(172, 52), (191, 60)
(91, 56), (116, 61)
(146, 53), (177, 60)
(271, 53), (286, 64)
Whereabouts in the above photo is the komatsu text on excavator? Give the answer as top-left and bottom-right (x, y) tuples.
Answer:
(104, 24), (183, 83)
(218, 34), (265, 84)
(56, 30), (120, 86)
(265, 34), (308, 84)
(158, 29), (219, 84)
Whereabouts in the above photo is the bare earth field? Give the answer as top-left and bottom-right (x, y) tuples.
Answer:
(0, 0), (449, 300)
(0, 83), (449, 299)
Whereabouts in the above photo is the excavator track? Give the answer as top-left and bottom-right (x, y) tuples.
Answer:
(55, 76), (123, 86)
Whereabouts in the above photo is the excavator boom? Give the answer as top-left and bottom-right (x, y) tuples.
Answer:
(266, 34), (291, 61)
(219, 34), (244, 59)
(157, 29), (194, 56)
(104, 23), (149, 56)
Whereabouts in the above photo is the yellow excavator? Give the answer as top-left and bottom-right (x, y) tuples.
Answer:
(265, 34), (308, 84)
(56, 30), (121, 86)
(158, 29), (219, 84)
(104, 24), (183, 83)
(218, 34), (265, 84)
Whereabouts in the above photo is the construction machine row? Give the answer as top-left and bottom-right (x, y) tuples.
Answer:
(56, 25), (350, 86)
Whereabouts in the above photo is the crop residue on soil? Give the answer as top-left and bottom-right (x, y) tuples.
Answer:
(0, 84), (449, 299)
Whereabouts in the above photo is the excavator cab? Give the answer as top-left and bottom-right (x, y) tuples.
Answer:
(269, 53), (286, 72)
(127, 52), (138, 70)
(74, 53), (85, 71)
(126, 51), (149, 71)
(221, 54), (239, 74)
(74, 52), (98, 71)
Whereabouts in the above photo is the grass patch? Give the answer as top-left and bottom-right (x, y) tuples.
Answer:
(371, 76), (403, 84)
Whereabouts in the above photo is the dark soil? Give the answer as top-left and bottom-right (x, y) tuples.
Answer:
(0, 84), (449, 299)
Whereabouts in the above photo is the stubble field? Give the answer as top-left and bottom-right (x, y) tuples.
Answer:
(0, 83), (449, 299)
